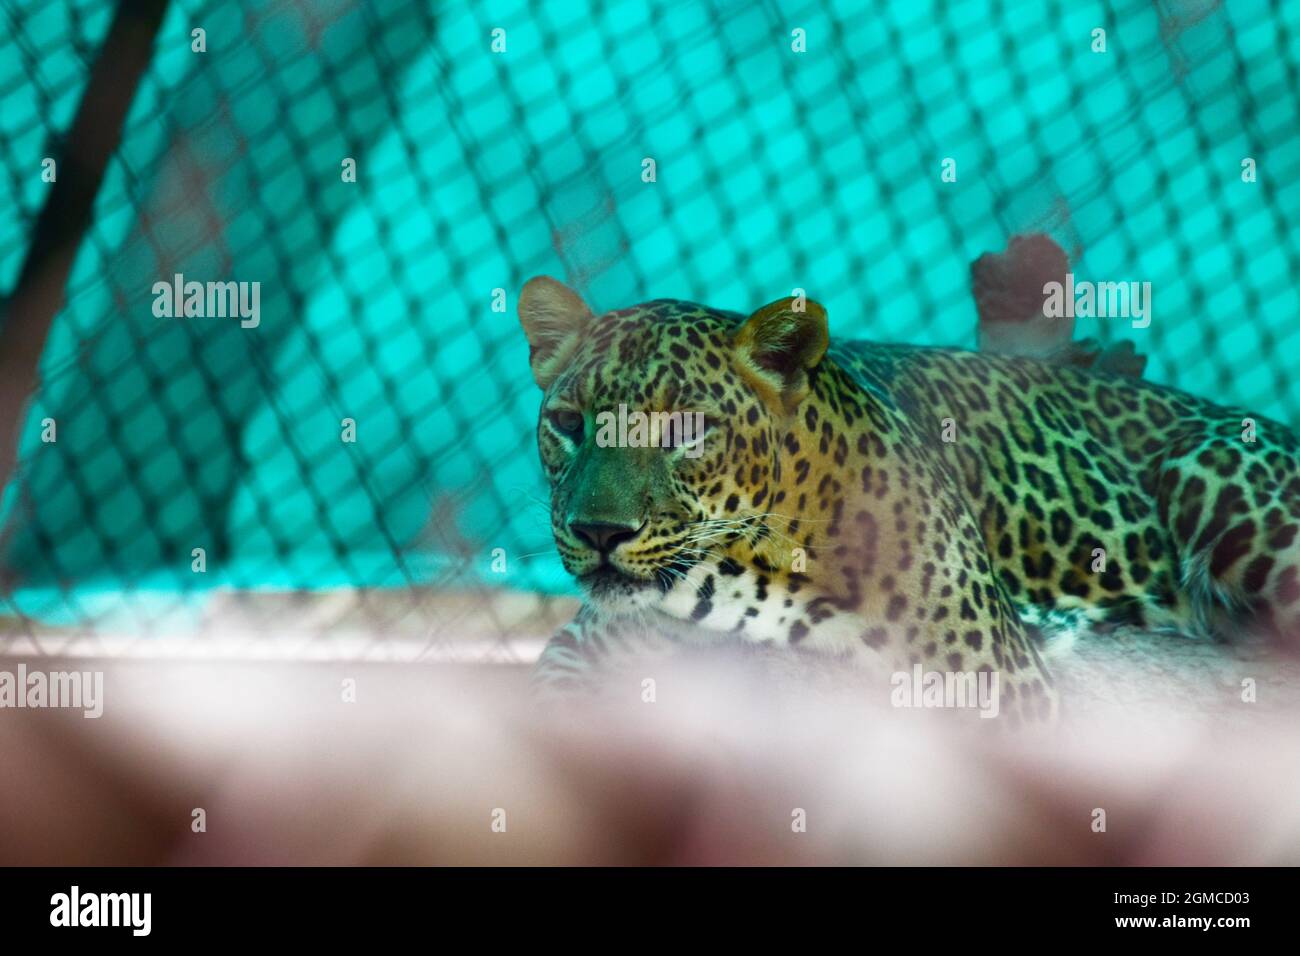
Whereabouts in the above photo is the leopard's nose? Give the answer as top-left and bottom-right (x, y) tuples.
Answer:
(569, 519), (645, 554)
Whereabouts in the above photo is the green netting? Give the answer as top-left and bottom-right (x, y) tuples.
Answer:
(0, 0), (1297, 641)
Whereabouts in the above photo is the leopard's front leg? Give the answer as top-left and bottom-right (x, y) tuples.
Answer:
(530, 605), (681, 699)
(531, 618), (594, 698)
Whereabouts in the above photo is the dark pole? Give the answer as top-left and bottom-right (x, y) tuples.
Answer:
(0, 0), (169, 499)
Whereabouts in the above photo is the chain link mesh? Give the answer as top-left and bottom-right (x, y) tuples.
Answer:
(1, 0), (1297, 660)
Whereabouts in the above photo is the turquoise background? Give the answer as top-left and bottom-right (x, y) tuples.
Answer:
(0, 0), (1297, 632)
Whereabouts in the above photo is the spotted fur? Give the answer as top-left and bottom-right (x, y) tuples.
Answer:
(518, 278), (1300, 725)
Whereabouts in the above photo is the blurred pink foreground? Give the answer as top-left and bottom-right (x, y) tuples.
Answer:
(2, 637), (1297, 866)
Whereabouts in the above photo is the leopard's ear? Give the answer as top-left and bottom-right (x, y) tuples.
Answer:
(732, 295), (829, 412)
(519, 276), (593, 389)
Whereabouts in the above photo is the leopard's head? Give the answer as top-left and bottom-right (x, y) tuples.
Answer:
(518, 276), (829, 617)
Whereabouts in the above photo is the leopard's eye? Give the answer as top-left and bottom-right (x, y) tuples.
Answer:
(547, 408), (584, 439)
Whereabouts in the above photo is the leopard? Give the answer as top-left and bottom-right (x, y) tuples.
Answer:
(517, 276), (1300, 725)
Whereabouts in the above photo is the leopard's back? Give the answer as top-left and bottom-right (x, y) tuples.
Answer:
(832, 341), (1300, 641)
